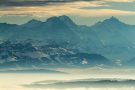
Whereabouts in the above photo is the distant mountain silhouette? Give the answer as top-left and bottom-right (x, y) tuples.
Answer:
(93, 16), (127, 27)
(0, 15), (80, 43)
(0, 15), (135, 68)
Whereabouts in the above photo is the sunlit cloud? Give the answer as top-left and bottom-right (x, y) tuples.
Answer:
(0, 0), (135, 17)
(0, 5), (135, 18)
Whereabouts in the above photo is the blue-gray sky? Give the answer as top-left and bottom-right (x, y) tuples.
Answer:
(0, 0), (135, 25)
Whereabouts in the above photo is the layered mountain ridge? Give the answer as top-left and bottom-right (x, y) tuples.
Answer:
(0, 15), (135, 68)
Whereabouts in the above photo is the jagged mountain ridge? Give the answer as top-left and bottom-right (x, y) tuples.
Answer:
(76, 16), (135, 62)
(0, 15), (135, 68)
(0, 15), (79, 44)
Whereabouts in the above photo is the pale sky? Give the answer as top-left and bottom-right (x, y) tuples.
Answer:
(0, 0), (135, 25)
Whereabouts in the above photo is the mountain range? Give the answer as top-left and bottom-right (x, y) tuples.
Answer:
(0, 15), (135, 68)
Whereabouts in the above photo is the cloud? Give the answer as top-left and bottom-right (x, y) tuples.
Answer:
(56, 67), (135, 75)
(0, 0), (135, 7)
(0, 0), (97, 7)
(0, 5), (135, 17)
(0, 0), (135, 18)
(23, 78), (135, 89)
(104, 0), (135, 2)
